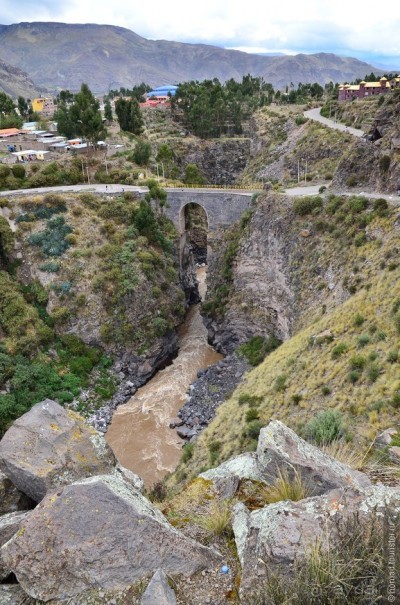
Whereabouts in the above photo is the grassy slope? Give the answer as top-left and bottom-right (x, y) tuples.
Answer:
(170, 195), (400, 482)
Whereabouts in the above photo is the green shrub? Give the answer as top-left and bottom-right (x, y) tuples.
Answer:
(245, 420), (264, 440)
(238, 335), (281, 366)
(293, 196), (323, 216)
(331, 342), (348, 359)
(245, 408), (260, 422)
(347, 196), (368, 213)
(367, 363), (380, 383)
(238, 393), (262, 406)
(11, 164), (26, 179)
(354, 232), (367, 247)
(274, 374), (288, 392)
(373, 198), (389, 216)
(357, 334), (370, 348)
(307, 410), (345, 444)
(181, 442), (194, 463)
(349, 370), (361, 384)
(0, 216), (15, 260)
(352, 313), (365, 327)
(350, 355), (366, 370)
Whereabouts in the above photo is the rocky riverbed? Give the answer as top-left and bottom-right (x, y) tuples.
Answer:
(174, 352), (251, 440)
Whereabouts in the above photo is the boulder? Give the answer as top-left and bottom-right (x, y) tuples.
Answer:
(141, 569), (177, 605)
(389, 446), (400, 464)
(257, 420), (371, 494)
(0, 471), (34, 515)
(233, 484), (400, 597)
(0, 586), (28, 605)
(199, 453), (267, 497)
(375, 427), (398, 450)
(0, 511), (30, 580)
(0, 399), (116, 502)
(1, 474), (221, 601)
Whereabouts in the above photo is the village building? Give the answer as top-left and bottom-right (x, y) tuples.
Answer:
(0, 128), (22, 138)
(12, 149), (50, 162)
(31, 97), (55, 118)
(140, 85), (178, 108)
(338, 75), (400, 101)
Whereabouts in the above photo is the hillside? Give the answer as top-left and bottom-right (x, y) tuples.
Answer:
(0, 59), (44, 98)
(0, 191), (188, 435)
(0, 22), (381, 93)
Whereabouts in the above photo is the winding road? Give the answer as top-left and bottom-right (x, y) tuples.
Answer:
(303, 107), (365, 138)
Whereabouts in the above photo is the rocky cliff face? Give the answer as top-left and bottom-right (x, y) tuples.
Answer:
(203, 191), (351, 353)
(332, 92), (400, 193)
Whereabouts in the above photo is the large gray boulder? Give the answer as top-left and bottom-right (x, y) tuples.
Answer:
(0, 586), (29, 605)
(232, 484), (400, 597)
(0, 471), (34, 515)
(199, 452), (266, 497)
(0, 399), (116, 502)
(141, 569), (177, 605)
(1, 474), (221, 601)
(0, 511), (30, 580)
(257, 420), (371, 494)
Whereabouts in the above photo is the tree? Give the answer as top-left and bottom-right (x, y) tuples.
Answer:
(145, 179), (168, 213)
(184, 164), (206, 185)
(55, 84), (106, 147)
(104, 99), (113, 122)
(115, 98), (143, 134)
(0, 92), (14, 116)
(133, 140), (151, 166)
(17, 97), (29, 120)
(156, 144), (174, 177)
(57, 90), (74, 104)
(54, 104), (76, 140)
(69, 84), (106, 147)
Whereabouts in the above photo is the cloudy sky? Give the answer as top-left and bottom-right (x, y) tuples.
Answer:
(1, 0), (399, 68)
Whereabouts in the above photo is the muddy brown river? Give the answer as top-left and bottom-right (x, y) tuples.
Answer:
(105, 267), (222, 487)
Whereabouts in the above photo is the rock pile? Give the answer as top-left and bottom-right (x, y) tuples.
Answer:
(0, 404), (398, 604)
(0, 400), (220, 602)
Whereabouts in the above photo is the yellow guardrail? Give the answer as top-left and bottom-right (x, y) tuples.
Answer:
(164, 182), (264, 190)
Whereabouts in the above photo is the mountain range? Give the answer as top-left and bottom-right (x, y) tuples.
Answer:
(0, 21), (383, 96)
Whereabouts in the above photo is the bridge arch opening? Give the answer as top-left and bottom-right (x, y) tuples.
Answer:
(179, 202), (209, 264)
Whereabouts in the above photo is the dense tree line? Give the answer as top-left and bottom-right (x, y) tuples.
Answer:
(106, 83), (151, 101)
(169, 76), (330, 138)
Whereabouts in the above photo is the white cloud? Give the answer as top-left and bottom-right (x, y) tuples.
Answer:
(0, 0), (400, 64)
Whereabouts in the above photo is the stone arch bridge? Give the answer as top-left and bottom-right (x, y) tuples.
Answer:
(163, 189), (254, 233)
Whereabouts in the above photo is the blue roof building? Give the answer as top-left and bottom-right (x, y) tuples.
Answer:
(147, 85), (178, 98)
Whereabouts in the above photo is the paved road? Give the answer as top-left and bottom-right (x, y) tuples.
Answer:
(304, 107), (365, 138)
(0, 184), (149, 197)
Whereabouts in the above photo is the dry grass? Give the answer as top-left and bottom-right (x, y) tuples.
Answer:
(194, 499), (234, 537)
(262, 467), (313, 504)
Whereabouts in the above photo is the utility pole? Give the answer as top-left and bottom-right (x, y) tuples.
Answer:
(304, 158), (308, 184)
(297, 159), (300, 183)
(87, 167), (90, 185)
